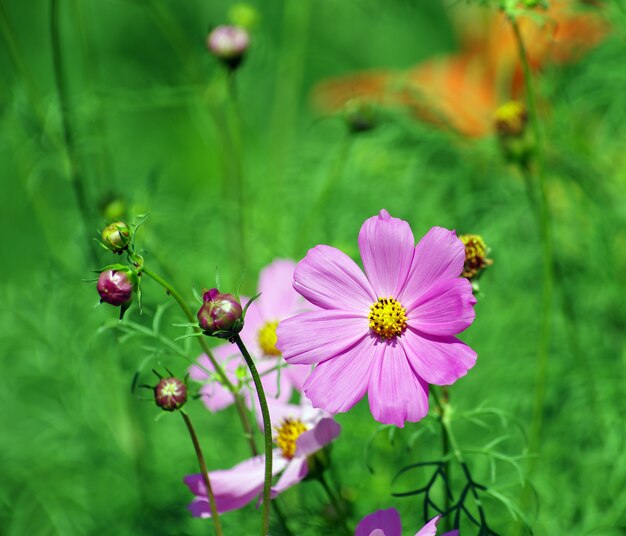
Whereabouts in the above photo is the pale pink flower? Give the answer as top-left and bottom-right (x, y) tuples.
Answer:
(183, 398), (340, 516)
(277, 210), (477, 427)
(190, 259), (312, 412)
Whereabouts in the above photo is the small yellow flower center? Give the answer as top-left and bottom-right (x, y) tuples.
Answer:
(368, 297), (407, 339)
(494, 101), (527, 137)
(460, 234), (493, 279)
(257, 320), (281, 357)
(275, 418), (308, 459)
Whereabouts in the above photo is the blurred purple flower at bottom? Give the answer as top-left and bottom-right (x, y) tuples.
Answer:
(355, 508), (459, 536)
(183, 399), (340, 516)
(277, 209), (477, 428)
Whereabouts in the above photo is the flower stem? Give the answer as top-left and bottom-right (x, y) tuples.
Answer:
(509, 15), (555, 533)
(50, 0), (94, 263)
(509, 12), (555, 471)
(233, 335), (273, 536)
(181, 411), (223, 536)
(141, 266), (258, 455)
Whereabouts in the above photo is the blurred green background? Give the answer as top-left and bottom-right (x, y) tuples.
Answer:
(1, 0), (625, 534)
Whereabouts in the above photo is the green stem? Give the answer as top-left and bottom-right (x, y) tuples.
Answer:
(225, 72), (246, 271)
(233, 335), (272, 536)
(317, 473), (350, 535)
(141, 266), (258, 456)
(50, 0), (94, 263)
(181, 412), (224, 536)
(440, 387), (452, 530)
(509, 13), (554, 466)
(510, 15), (555, 534)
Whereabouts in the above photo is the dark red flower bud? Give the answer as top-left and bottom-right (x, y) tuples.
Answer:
(101, 221), (131, 254)
(154, 376), (187, 411)
(97, 269), (134, 306)
(207, 25), (249, 69)
(197, 289), (243, 338)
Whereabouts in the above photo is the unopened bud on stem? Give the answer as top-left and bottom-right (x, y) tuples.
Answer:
(207, 25), (250, 70)
(197, 289), (243, 338)
(102, 221), (131, 254)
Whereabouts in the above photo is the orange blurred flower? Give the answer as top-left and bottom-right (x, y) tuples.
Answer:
(312, 1), (608, 138)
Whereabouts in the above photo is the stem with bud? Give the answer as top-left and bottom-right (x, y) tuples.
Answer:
(233, 335), (273, 536)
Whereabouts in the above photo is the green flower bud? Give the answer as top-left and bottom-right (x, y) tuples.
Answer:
(102, 221), (131, 254)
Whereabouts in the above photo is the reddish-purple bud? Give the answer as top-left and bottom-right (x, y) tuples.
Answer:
(207, 25), (249, 69)
(97, 269), (134, 306)
(197, 289), (243, 338)
(101, 221), (131, 254)
(154, 377), (187, 411)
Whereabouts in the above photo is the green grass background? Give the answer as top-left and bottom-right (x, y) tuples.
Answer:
(1, 0), (625, 534)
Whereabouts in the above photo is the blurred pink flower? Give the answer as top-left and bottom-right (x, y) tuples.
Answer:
(277, 209), (477, 427)
(183, 398), (340, 516)
(189, 259), (312, 412)
(356, 508), (458, 536)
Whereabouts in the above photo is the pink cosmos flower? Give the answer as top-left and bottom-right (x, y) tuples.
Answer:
(276, 210), (477, 427)
(190, 259), (312, 412)
(356, 508), (459, 536)
(183, 398), (341, 516)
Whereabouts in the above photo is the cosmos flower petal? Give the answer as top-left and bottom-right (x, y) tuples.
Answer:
(293, 245), (376, 312)
(368, 342), (429, 428)
(358, 209), (415, 297)
(277, 310), (369, 365)
(399, 227), (465, 304)
(408, 278), (476, 336)
(414, 515), (441, 536)
(183, 450), (288, 516)
(355, 508), (403, 536)
(303, 337), (376, 414)
(264, 398), (303, 430)
(270, 457), (308, 498)
(295, 417), (342, 458)
(257, 259), (304, 319)
(284, 363), (312, 392)
(402, 329), (477, 385)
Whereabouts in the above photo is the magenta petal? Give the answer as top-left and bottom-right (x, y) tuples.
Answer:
(265, 398), (302, 429)
(399, 227), (465, 305)
(415, 516), (440, 536)
(199, 382), (236, 412)
(188, 498), (212, 518)
(257, 259), (303, 319)
(408, 278), (476, 336)
(303, 337), (375, 414)
(293, 245), (376, 312)
(355, 508), (403, 536)
(295, 417), (341, 458)
(270, 457), (308, 498)
(276, 310), (368, 365)
(368, 341), (429, 427)
(359, 209), (415, 298)
(441, 532), (459, 536)
(401, 329), (477, 385)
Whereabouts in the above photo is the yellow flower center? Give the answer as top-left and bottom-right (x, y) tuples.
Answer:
(275, 418), (308, 459)
(493, 101), (527, 137)
(257, 320), (281, 357)
(460, 234), (493, 279)
(368, 297), (407, 339)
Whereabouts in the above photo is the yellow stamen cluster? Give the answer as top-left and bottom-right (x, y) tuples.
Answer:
(368, 297), (407, 339)
(257, 320), (281, 357)
(460, 234), (493, 279)
(493, 101), (527, 137)
(275, 418), (308, 459)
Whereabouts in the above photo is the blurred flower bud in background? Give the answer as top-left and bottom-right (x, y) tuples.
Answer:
(207, 25), (250, 70)
(228, 3), (260, 30)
